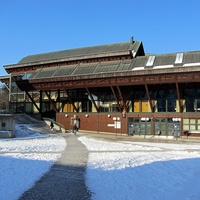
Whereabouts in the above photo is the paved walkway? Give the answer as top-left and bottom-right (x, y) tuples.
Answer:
(19, 128), (200, 200)
(19, 133), (92, 200)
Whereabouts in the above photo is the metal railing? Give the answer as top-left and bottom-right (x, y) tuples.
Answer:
(43, 117), (67, 133)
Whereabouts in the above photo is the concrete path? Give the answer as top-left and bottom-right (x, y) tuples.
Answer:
(19, 126), (200, 200)
(19, 133), (92, 200)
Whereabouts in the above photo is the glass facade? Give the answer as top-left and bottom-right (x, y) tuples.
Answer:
(8, 75), (200, 135)
(128, 118), (152, 136)
(10, 80), (200, 115)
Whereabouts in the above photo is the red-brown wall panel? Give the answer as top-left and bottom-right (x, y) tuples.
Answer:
(56, 113), (127, 134)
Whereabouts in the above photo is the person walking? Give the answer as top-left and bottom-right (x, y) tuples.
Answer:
(50, 121), (54, 130)
(71, 115), (79, 135)
(73, 124), (78, 135)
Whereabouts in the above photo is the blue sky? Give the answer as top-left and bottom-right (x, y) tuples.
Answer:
(0, 0), (200, 75)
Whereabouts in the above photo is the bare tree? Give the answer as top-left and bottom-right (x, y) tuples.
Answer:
(0, 83), (9, 110)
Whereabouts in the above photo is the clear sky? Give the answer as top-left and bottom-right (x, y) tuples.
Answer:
(1, 0), (200, 76)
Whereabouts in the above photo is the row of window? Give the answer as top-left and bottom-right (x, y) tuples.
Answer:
(128, 118), (200, 136)
(9, 81), (200, 113)
(9, 99), (200, 114)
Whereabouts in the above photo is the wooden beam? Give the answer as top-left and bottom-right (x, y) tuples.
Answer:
(116, 85), (126, 112)
(25, 91), (40, 112)
(44, 90), (59, 113)
(65, 89), (79, 113)
(175, 82), (182, 112)
(110, 86), (122, 112)
(85, 87), (99, 112)
(145, 84), (154, 112)
(40, 90), (43, 113)
(56, 89), (62, 112)
(125, 100), (130, 108)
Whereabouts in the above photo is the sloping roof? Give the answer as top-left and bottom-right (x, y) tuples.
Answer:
(17, 41), (142, 65)
(27, 50), (200, 80)
(0, 75), (10, 83)
(28, 60), (133, 79)
(183, 51), (200, 64)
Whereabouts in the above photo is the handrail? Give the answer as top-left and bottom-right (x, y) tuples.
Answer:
(43, 117), (67, 133)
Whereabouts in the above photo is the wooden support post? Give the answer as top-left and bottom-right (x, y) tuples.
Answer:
(85, 87), (99, 112)
(110, 86), (122, 112)
(145, 84), (154, 113)
(44, 90), (59, 113)
(175, 82), (182, 113)
(65, 89), (79, 113)
(25, 91), (40, 112)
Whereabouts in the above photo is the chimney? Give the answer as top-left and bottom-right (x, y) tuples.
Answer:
(130, 36), (134, 44)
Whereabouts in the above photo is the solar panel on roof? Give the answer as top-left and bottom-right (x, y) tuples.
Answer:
(94, 62), (120, 73)
(53, 65), (77, 77)
(117, 60), (132, 71)
(73, 63), (98, 75)
(34, 67), (58, 78)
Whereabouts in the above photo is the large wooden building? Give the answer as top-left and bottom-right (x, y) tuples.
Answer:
(2, 37), (200, 137)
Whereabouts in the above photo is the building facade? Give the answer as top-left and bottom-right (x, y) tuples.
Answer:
(2, 37), (200, 137)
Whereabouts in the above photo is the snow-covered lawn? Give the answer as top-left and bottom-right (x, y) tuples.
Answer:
(1, 124), (200, 200)
(79, 137), (200, 200)
(0, 124), (66, 200)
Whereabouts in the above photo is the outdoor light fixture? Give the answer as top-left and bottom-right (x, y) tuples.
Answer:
(141, 117), (150, 121)
(172, 118), (181, 122)
(65, 114), (68, 117)
(85, 114), (89, 118)
(107, 114), (111, 118)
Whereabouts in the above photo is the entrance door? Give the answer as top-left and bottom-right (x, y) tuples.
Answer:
(154, 118), (180, 137)
(155, 119), (167, 136)
(128, 118), (151, 135)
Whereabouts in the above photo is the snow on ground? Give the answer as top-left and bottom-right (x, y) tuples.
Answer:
(0, 124), (66, 200)
(1, 123), (200, 200)
(78, 137), (200, 200)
